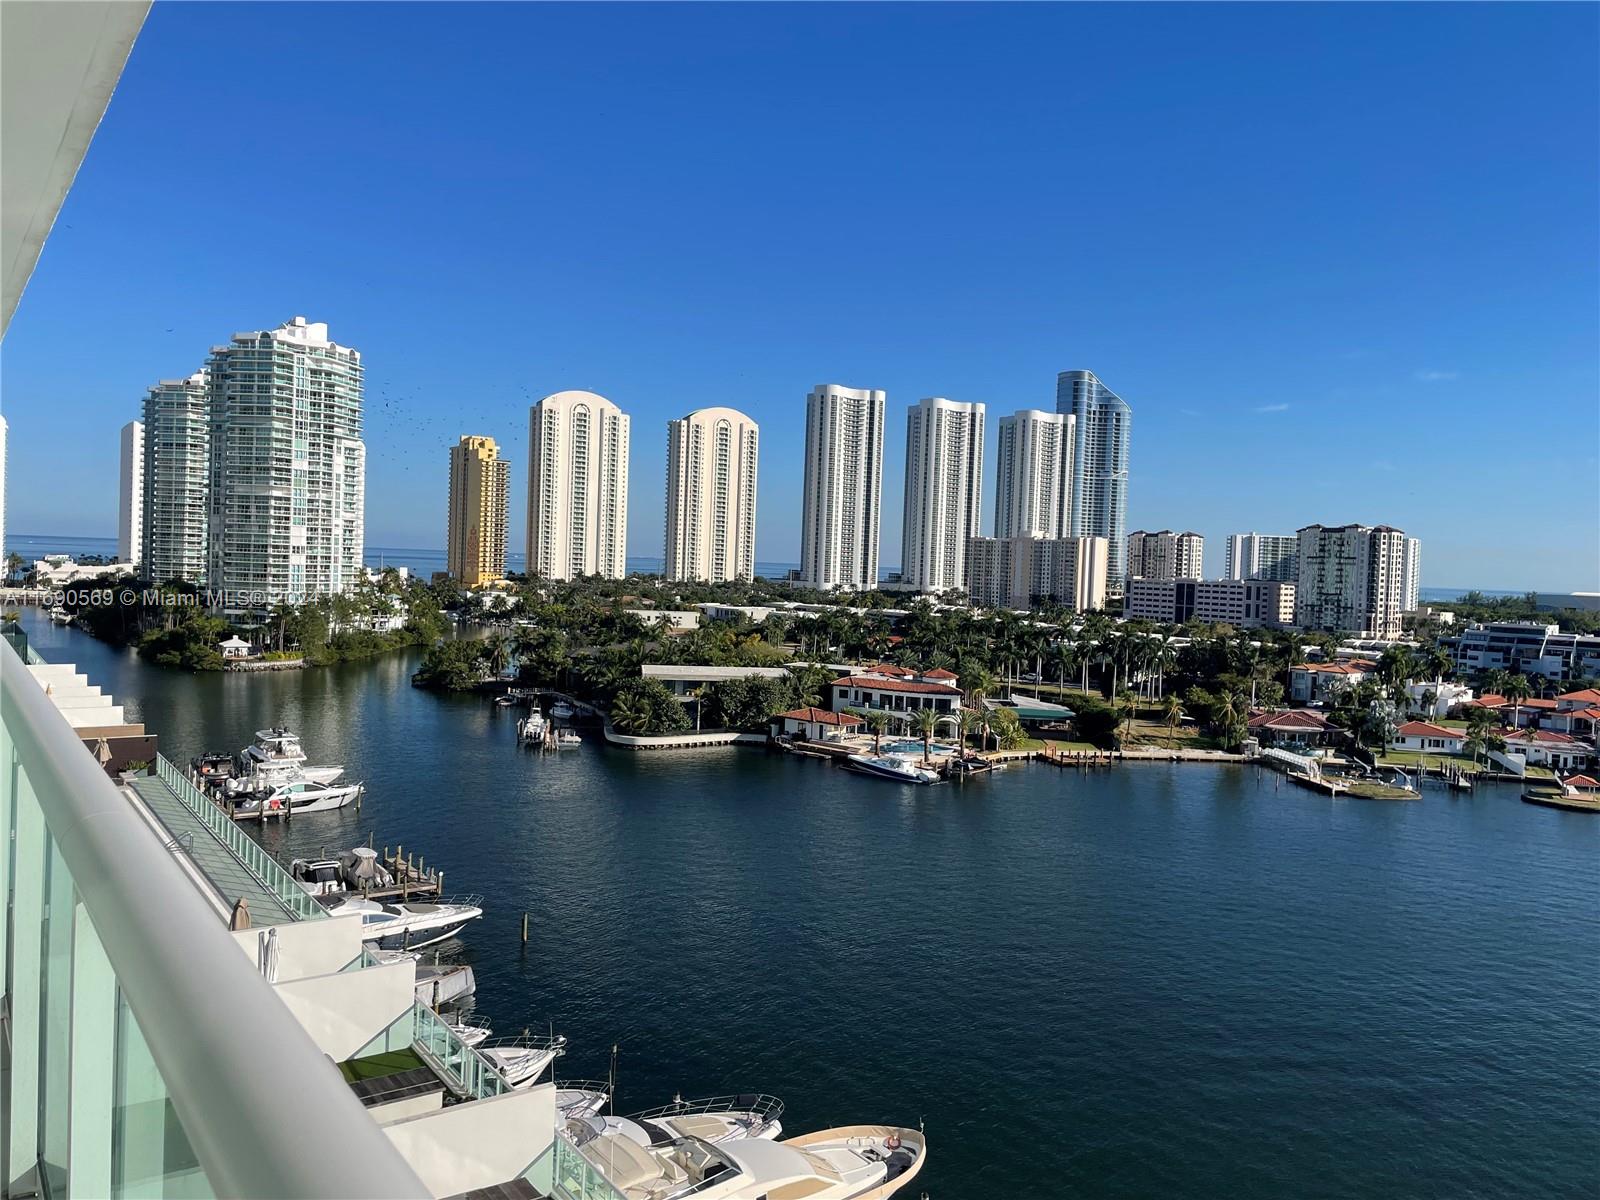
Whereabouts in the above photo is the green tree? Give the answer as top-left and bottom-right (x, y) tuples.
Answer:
(1162, 694), (1184, 749)
(910, 707), (939, 763)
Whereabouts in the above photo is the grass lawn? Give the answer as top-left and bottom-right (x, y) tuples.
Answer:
(1033, 737), (1102, 754)
(1377, 750), (1485, 775)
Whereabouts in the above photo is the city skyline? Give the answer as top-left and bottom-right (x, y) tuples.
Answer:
(0, 4), (1594, 589)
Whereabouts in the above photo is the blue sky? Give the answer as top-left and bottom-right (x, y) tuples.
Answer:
(3, 2), (1596, 589)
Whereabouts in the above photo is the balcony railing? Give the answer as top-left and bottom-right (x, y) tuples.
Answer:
(154, 752), (328, 921)
(1, 637), (428, 1198)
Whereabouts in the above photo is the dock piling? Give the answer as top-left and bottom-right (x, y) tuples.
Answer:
(521, 912), (529, 943)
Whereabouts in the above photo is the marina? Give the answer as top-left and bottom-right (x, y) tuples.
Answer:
(14, 613), (1600, 1198)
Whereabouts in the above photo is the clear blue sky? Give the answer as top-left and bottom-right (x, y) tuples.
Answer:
(3, 2), (1596, 589)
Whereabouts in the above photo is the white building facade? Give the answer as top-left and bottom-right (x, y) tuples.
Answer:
(1400, 536), (1422, 612)
(205, 318), (365, 611)
(665, 406), (758, 583)
(799, 384), (885, 590)
(1224, 532), (1299, 582)
(1294, 523), (1408, 638)
(526, 390), (630, 581)
(1058, 370), (1131, 584)
(117, 419), (143, 566)
(993, 409), (1074, 539)
(901, 397), (984, 594)
(1126, 529), (1204, 581)
(966, 535), (1108, 613)
(141, 372), (211, 586)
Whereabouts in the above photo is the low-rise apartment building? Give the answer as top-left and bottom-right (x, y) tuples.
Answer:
(1448, 621), (1600, 683)
(966, 535), (1108, 612)
(1123, 578), (1295, 628)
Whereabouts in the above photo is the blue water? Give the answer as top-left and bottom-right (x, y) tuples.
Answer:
(3, 534), (799, 581)
(17, 610), (1599, 1198)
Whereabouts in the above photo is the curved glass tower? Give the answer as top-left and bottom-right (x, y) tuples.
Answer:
(1057, 370), (1132, 586)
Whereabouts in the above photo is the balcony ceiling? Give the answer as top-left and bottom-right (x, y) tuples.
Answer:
(1, 0), (149, 335)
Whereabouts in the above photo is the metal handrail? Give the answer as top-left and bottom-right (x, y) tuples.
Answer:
(0, 638), (429, 1198)
(630, 1093), (785, 1123)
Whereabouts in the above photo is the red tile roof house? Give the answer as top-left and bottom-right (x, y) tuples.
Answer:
(771, 707), (863, 744)
(1504, 728), (1595, 772)
(1546, 706), (1600, 741)
(830, 671), (964, 716)
(1560, 774), (1600, 796)
(1391, 721), (1469, 755)
(1289, 661), (1375, 705)
(1246, 708), (1341, 750)
(1465, 695), (1556, 728)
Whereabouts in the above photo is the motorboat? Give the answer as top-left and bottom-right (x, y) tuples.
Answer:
(585, 1094), (784, 1147)
(290, 847), (394, 897)
(550, 702), (575, 720)
(446, 1016), (492, 1048)
(47, 606), (72, 625)
(556, 730), (582, 746)
(240, 727), (345, 785)
(321, 895), (483, 950)
(231, 777), (363, 816)
(843, 754), (939, 785)
(478, 1032), (566, 1088)
(518, 711), (548, 743)
(567, 1122), (926, 1199)
(556, 1081), (611, 1120)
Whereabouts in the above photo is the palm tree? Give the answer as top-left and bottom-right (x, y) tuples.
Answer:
(864, 709), (890, 754)
(483, 632), (512, 678)
(611, 693), (648, 734)
(911, 707), (939, 763)
(1116, 688), (1139, 747)
(786, 665), (828, 709)
(962, 666), (996, 711)
(954, 708), (977, 753)
(1504, 673), (1532, 730)
(1162, 694), (1183, 749)
(989, 708), (1026, 750)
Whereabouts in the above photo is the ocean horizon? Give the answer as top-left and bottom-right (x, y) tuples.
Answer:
(1, 532), (1546, 600)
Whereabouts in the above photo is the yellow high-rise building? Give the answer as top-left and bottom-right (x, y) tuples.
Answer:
(447, 435), (510, 586)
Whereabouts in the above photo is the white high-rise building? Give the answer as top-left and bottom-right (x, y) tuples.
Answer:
(993, 409), (1074, 539)
(205, 318), (364, 612)
(117, 420), (144, 566)
(526, 390), (630, 581)
(1224, 532), (1299, 582)
(141, 372), (211, 586)
(799, 384), (885, 591)
(1058, 370), (1132, 584)
(901, 397), (984, 594)
(665, 407), (758, 584)
(1294, 523), (1409, 638)
(1401, 536), (1422, 612)
(1127, 530), (1204, 580)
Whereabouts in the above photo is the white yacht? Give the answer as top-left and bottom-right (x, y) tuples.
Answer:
(567, 1123), (926, 1199)
(241, 727), (345, 785)
(518, 711), (548, 743)
(843, 754), (939, 785)
(550, 702), (575, 720)
(556, 1081), (611, 1120)
(582, 1094), (784, 1147)
(478, 1032), (566, 1088)
(232, 776), (363, 816)
(321, 895), (483, 950)
(446, 1016), (492, 1048)
(47, 606), (72, 625)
